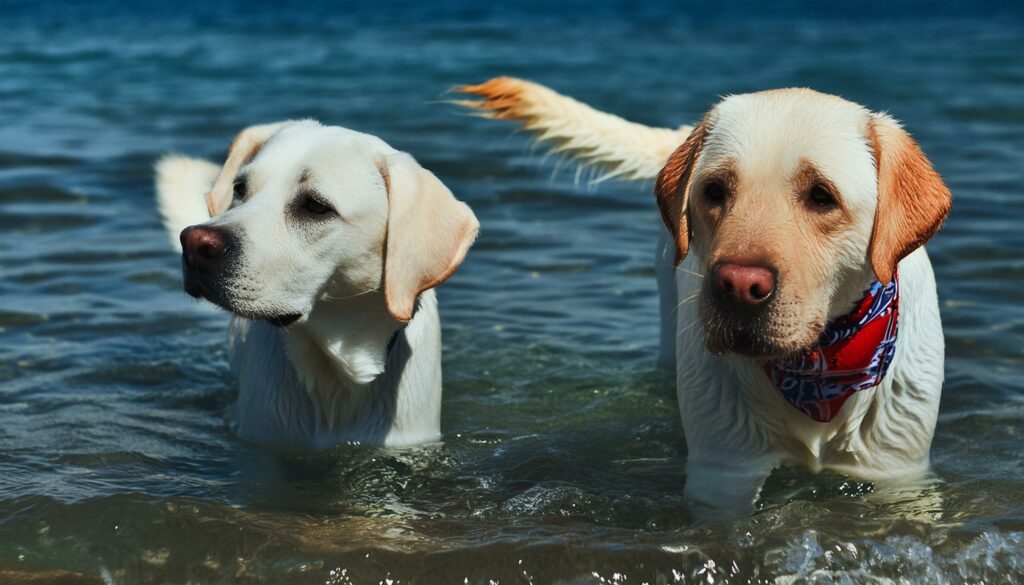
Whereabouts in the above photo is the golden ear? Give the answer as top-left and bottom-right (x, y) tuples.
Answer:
(379, 153), (480, 322)
(654, 122), (707, 264)
(205, 121), (296, 216)
(867, 114), (952, 284)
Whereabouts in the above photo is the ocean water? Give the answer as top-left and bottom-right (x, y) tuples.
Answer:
(1, 2), (1023, 583)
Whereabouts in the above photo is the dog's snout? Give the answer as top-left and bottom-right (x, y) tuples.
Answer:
(181, 225), (228, 268)
(711, 262), (776, 306)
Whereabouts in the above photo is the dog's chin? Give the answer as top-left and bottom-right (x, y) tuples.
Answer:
(229, 306), (305, 328)
(183, 280), (305, 328)
(264, 313), (302, 328)
(705, 330), (773, 358)
(703, 325), (821, 360)
(699, 297), (825, 359)
(228, 306), (304, 328)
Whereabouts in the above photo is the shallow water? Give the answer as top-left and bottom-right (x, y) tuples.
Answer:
(1, 2), (1023, 583)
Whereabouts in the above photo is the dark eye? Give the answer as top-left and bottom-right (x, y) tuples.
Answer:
(702, 181), (726, 206)
(808, 185), (839, 210)
(301, 195), (334, 215)
(232, 178), (247, 202)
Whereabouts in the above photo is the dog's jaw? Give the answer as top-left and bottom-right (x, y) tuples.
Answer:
(266, 313), (302, 328)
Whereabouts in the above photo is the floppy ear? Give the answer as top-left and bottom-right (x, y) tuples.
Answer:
(205, 121), (296, 216)
(654, 121), (707, 264)
(378, 153), (480, 322)
(867, 114), (952, 284)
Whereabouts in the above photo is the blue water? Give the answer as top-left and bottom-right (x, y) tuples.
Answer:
(1, 2), (1023, 583)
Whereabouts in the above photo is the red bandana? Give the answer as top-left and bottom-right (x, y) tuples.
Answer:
(763, 274), (900, 422)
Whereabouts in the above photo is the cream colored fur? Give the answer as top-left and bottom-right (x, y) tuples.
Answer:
(155, 155), (221, 252)
(155, 121), (478, 448)
(458, 79), (949, 510)
(455, 77), (690, 182)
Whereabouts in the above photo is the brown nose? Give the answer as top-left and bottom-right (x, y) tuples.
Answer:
(180, 225), (227, 268)
(711, 262), (776, 306)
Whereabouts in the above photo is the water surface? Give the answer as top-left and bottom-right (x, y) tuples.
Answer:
(1, 2), (1023, 583)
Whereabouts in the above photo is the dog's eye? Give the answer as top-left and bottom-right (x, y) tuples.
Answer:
(232, 178), (247, 202)
(702, 181), (727, 206)
(301, 195), (334, 215)
(808, 185), (839, 210)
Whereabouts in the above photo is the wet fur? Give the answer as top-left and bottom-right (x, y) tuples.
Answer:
(155, 122), (478, 448)
(458, 79), (949, 509)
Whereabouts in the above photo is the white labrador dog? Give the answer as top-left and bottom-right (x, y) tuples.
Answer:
(155, 120), (478, 448)
(458, 79), (951, 508)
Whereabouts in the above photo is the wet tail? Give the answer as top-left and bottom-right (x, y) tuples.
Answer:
(154, 155), (220, 252)
(454, 77), (691, 183)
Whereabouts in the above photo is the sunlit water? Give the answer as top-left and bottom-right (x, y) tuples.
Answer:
(1, 2), (1023, 583)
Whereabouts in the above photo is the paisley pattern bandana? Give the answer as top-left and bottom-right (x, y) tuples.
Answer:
(764, 274), (899, 422)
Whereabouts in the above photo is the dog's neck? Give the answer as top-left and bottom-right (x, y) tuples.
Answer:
(276, 289), (409, 438)
(288, 290), (404, 389)
(231, 289), (442, 447)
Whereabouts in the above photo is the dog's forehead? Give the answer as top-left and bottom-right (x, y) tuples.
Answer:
(251, 123), (396, 180)
(702, 89), (876, 193)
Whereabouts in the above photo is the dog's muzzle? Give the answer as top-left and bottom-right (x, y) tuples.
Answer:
(179, 226), (301, 328)
(703, 260), (781, 357)
(180, 224), (238, 301)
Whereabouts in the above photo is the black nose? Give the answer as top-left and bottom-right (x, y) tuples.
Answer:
(180, 225), (228, 269)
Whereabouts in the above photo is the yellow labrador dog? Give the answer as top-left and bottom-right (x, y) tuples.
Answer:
(155, 121), (478, 448)
(458, 79), (950, 508)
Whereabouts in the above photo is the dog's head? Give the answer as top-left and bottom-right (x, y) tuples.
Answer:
(656, 89), (950, 358)
(180, 120), (479, 327)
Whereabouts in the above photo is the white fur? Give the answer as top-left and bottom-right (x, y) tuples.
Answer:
(155, 155), (221, 252)
(460, 81), (946, 509)
(155, 122), (476, 448)
(456, 77), (691, 182)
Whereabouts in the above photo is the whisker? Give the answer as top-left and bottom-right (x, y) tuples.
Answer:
(678, 268), (705, 279)
(651, 262), (704, 279)
(320, 286), (381, 302)
(674, 291), (700, 311)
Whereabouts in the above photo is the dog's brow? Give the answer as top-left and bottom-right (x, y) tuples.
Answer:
(701, 161), (738, 190)
(298, 168), (311, 184)
(794, 160), (839, 197)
